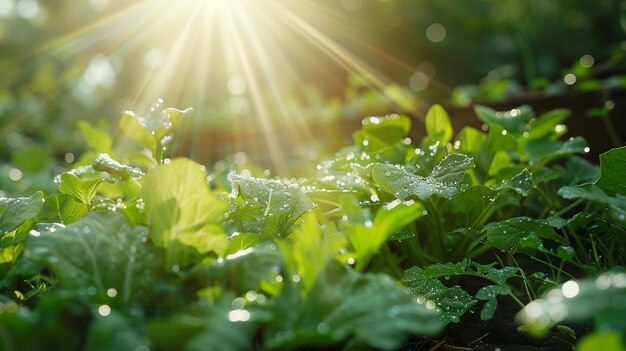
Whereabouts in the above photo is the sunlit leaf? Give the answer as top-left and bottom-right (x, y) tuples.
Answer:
(142, 158), (228, 267)
(58, 173), (105, 206)
(373, 154), (472, 200)
(425, 104), (453, 144)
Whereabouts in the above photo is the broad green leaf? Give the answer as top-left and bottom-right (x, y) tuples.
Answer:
(373, 154), (472, 200)
(525, 137), (588, 164)
(527, 109), (570, 140)
(488, 150), (512, 176)
(497, 168), (533, 196)
(347, 200), (424, 265)
(142, 158), (228, 267)
(58, 173), (105, 206)
(37, 194), (88, 225)
(187, 244), (283, 295)
(444, 186), (500, 227)
(517, 270), (626, 337)
(0, 192), (44, 234)
(483, 217), (563, 253)
(119, 112), (156, 153)
(558, 184), (626, 225)
(289, 213), (347, 289)
(24, 212), (159, 302)
(566, 156), (600, 185)
(266, 266), (444, 350)
(228, 174), (315, 238)
(425, 104), (453, 143)
(475, 105), (533, 132)
(596, 146), (626, 196)
(456, 126), (487, 152)
(77, 121), (113, 154)
(353, 114), (411, 151)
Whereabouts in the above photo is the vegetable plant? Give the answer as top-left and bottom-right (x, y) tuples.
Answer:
(1, 101), (624, 350)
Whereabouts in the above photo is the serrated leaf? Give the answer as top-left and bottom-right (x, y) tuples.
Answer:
(425, 104), (453, 144)
(373, 154), (472, 200)
(402, 266), (476, 323)
(142, 158), (228, 267)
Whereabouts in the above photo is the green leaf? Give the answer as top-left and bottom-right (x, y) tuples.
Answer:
(483, 217), (563, 253)
(475, 105), (533, 132)
(119, 111), (156, 154)
(527, 109), (570, 140)
(58, 173), (105, 206)
(347, 200), (424, 265)
(488, 151), (512, 176)
(0, 192), (44, 234)
(525, 137), (588, 164)
(24, 212), (159, 302)
(289, 213), (347, 289)
(425, 104), (453, 144)
(558, 184), (626, 225)
(187, 244), (283, 295)
(456, 126), (487, 152)
(497, 169), (533, 196)
(596, 146), (626, 196)
(37, 194), (88, 225)
(352, 114), (411, 151)
(373, 154), (472, 200)
(266, 267), (444, 350)
(142, 158), (228, 267)
(77, 121), (113, 154)
(403, 260), (518, 323)
(228, 174), (315, 238)
(402, 266), (476, 323)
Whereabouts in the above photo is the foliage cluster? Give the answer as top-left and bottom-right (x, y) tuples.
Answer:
(1, 102), (625, 350)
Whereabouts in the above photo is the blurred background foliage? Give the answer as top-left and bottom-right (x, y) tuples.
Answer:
(1, 0), (626, 196)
